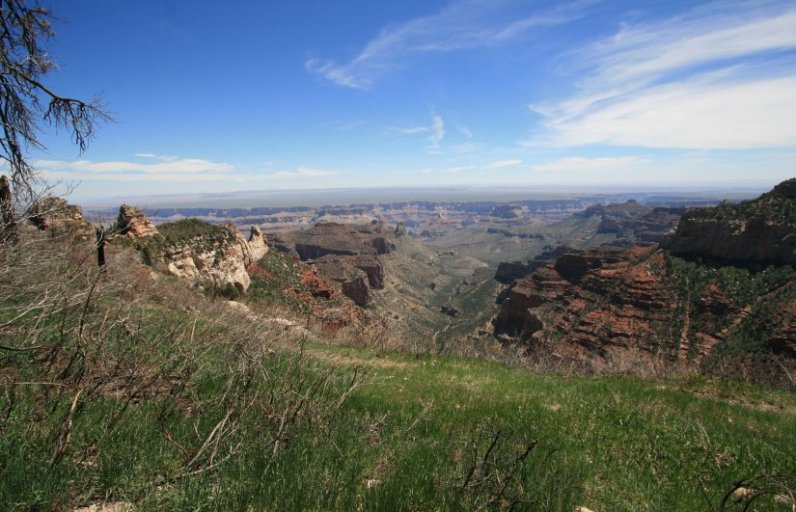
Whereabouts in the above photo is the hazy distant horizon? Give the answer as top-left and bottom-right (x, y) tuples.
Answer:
(77, 181), (773, 210)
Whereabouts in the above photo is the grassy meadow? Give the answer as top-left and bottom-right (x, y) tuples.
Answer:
(1, 235), (794, 511)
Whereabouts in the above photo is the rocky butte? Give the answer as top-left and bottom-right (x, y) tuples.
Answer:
(275, 222), (391, 306)
(116, 206), (268, 294)
(29, 196), (93, 240)
(660, 178), (796, 265)
(492, 179), (796, 385)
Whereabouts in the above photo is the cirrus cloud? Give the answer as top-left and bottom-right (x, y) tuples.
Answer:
(531, 156), (647, 172)
(487, 159), (523, 169)
(33, 157), (337, 184)
(530, 2), (796, 150)
(306, 0), (594, 90)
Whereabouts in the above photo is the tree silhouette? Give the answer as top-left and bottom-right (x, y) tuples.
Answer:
(0, 0), (108, 200)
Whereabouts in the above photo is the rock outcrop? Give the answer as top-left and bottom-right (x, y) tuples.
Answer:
(247, 225), (269, 261)
(496, 254), (792, 375)
(117, 211), (269, 294)
(29, 197), (91, 236)
(296, 267), (337, 300)
(490, 204), (523, 219)
(292, 222), (391, 260)
(579, 200), (684, 243)
(493, 246), (574, 285)
(341, 273), (370, 307)
(161, 224), (255, 294)
(117, 204), (159, 238)
(495, 261), (535, 284)
(662, 179), (796, 265)
(492, 181), (796, 385)
(493, 250), (665, 353)
(278, 222), (390, 306)
(492, 247), (684, 364)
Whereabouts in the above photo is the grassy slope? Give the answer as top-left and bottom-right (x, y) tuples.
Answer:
(4, 302), (795, 511)
(306, 342), (796, 511)
(3, 235), (795, 511)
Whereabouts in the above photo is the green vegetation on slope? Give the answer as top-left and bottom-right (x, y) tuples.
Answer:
(664, 255), (796, 385)
(246, 250), (322, 314)
(1, 234), (795, 511)
(302, 344), (796, 511)
(157, 218), (232, 245)
(695, 179), (796, 224)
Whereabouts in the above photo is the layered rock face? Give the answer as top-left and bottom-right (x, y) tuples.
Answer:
(247, 226), (269, 262)
(280, 222), (390, 306)
(119, 210), (269, 294)
(579, 200), (684, 243)
(160, 224), (266, 293)
(493, 247), (675, 360)
(490, 204), (523, 219)
(29, 197), (91, 237)
(292, 222), (391, 259)
(494, 261), (535, 285)
(492, 180), (796, 383)
(493, 246), (571, 285)
(117, 204), (159, 238)
(661, 179), (796, 265)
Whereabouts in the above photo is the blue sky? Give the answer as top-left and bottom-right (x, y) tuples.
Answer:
(26, 0), (796, 200)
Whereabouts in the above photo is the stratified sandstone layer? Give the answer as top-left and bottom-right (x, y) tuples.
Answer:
(493, 180), (796, 383)
(117, 204), (159, 238)
(661, 179), (796, 265)
(280, 222), (391, 306)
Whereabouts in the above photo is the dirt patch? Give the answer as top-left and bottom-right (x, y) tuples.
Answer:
(306, 349), (408, 369)
(692, 390), (796, 415)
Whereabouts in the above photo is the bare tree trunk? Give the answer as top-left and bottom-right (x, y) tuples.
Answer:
(0, 175), (15, 242)
(96, 225), (106, 271)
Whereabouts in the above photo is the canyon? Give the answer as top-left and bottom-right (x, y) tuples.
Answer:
(48, 182), (795, 385)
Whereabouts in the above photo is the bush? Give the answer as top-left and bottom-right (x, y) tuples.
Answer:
(0, 232), (361, 509)
(158, 218), (229, 245)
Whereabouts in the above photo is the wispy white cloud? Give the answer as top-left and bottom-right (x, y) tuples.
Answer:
(429, 115), (445, 149)
(544, 75), (796, 149)
(442, 159), (522, 174)
(584, 6), (796, 96)
(306, 0), (591, 89)
(457, 124), (474, 139)
(530, 2), (796, 150)
(35, 157), (234, 176)
(34, 157), (336, 184)
(419, 168), (433, 175)
(389, 114), (446, 149)
(264, 167), (337, 179)
(133, 153), (179, 162)
(395, 126), (430, 135)
(531, 156), (646, 173)
(445, 165), (474, 174)
(487, 159), (522, 169)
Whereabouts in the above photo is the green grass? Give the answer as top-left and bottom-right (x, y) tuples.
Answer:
(298, 343), (796, 511)
(3, 309), (795, 510)
(2, 238), (795, 511)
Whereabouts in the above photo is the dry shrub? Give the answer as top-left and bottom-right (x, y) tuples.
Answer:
(0, 224), (362, 487)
